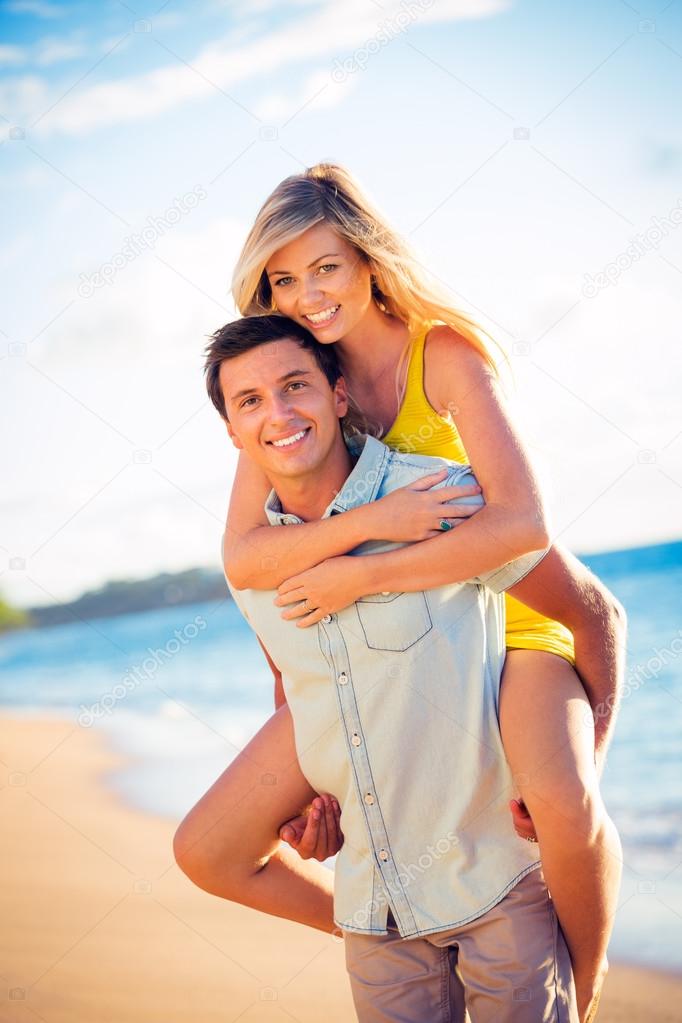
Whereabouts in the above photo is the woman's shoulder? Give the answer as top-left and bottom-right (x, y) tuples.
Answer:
(423, 323), (494, 403)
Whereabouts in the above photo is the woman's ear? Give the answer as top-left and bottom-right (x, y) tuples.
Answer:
(334, 376), (349, 420)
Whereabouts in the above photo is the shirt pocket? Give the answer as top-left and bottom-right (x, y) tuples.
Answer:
(354, 592), (432, 652)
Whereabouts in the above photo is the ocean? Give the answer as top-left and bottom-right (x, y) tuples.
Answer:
(2, 540), (681, 971)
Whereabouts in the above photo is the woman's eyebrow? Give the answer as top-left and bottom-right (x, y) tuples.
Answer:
(266, 253), (341, 276)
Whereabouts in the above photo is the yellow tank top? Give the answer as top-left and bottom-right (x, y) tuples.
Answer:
(382, 324), (575, 665)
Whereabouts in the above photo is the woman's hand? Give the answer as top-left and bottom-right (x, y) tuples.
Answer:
(369, 469), (482, 542)
(275, 556), (363, 627)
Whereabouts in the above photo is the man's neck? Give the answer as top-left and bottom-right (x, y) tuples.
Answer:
(274, 442), (354, 522)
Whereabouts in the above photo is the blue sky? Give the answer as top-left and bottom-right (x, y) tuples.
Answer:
(1, 0), (681, 606)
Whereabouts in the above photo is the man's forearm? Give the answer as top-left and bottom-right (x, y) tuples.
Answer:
(572, 598), (627, 766)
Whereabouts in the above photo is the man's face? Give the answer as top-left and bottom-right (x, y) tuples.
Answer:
(220, 338), (348, 483)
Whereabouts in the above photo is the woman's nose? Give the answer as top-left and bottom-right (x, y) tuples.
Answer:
(299, 275), (324, 308)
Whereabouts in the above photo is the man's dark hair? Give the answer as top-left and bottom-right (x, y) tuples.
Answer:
(204, 314), (341, 420)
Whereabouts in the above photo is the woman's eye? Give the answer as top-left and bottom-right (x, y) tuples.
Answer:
(274, 276), (293, 287)
(318, 263), (337, 274)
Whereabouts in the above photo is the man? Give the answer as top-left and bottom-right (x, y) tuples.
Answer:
(178, 314), (622, 1021)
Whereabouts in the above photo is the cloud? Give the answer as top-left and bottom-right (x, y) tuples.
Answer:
(3, 0), (510, 136)
(253, 67), (358, 124)
(4, 0), (64, 16)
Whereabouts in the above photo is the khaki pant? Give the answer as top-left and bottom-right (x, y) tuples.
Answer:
(344, 868), (578, 1022)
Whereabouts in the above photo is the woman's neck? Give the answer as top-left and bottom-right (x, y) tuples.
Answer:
(334, 305), (411, 384)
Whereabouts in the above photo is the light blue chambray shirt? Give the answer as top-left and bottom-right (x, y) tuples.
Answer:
(228, 434), (547, 938)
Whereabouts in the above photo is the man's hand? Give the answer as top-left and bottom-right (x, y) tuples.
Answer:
(279, 794), (344, 860)
(510, 798), (539, 842)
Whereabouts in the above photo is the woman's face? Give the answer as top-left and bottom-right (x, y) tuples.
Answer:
(265, 223), (374, 343)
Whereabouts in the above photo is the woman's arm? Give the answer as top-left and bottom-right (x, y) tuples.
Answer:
(359, 328), (550, 591)
(277, 330), (551, 608)
(224, 448), (480, 590)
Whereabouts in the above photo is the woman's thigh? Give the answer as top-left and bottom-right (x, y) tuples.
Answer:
(178, 703), (317, 868)
(499, 650), (598, 813)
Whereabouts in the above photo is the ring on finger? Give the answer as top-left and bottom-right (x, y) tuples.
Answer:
(439, 519), (453, 531)
(304, 598), (318, 613)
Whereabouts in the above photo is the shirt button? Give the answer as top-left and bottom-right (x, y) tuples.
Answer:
(337, 672), (348, 685)
(378, 849), (389, 862)
(351, 733), (362, 747)
(364, 792), (375, 805)
(321, 614), (332, 624)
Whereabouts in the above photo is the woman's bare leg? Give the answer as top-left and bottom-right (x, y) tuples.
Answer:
(499, 650), (622, 1023)
(173, 703), (336, 932)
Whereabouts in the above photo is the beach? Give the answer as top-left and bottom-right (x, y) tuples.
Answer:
(2, 715), (681, 1023)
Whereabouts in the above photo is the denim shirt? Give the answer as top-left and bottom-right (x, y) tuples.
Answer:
(227, 435), (546, 938)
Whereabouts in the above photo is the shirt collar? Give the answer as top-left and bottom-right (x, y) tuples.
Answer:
(264, 434), (390, 525)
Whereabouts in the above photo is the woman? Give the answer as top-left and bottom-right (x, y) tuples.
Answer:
(177, 164), (624, 1021)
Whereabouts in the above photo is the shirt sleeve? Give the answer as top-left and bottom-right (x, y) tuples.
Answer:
(475, 547), (550, 594)
(225, 576), (252, 625)
(438, 467), (550, 594)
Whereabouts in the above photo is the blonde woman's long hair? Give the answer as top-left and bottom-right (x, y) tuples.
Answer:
(231, 163), (504, 436)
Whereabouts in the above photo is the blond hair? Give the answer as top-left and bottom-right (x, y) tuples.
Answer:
(231, 163), (504, 434)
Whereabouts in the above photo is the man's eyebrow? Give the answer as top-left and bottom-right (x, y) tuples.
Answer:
(229, 368), (313, 402)
(266, 253), (341, 277)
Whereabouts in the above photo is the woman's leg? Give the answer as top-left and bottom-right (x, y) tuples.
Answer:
(173, 703), (336, 932)
(499, 650), (622, 1023)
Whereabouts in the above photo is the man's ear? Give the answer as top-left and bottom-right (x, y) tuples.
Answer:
(224, 416), (244, 450)
(334, 375), (349, 419)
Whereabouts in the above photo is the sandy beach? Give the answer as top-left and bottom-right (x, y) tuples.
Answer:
(1, 716), (680, 1023)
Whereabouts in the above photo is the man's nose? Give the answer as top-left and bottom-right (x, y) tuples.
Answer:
(267, 393), (296, 424)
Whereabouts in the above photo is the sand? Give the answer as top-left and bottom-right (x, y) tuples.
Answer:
(1, 716), (680, 1022)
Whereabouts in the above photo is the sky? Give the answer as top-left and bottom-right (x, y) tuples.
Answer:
(1, 0), (681, 608)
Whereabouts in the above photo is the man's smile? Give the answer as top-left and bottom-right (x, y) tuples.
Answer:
(267, 427), (311, 449)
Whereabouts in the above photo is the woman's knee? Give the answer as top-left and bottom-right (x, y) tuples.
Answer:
(523, 772), (607, 846)
(173, 810), (243, 897)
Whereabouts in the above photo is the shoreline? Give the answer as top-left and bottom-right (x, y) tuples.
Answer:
(1, 714), (681, 1022)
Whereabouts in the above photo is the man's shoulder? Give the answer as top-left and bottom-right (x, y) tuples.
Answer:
(380, 443), (476, 492)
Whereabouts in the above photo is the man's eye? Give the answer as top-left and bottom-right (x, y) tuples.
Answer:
(240, 396), (258, 408)
(286, 381), (306, 391)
